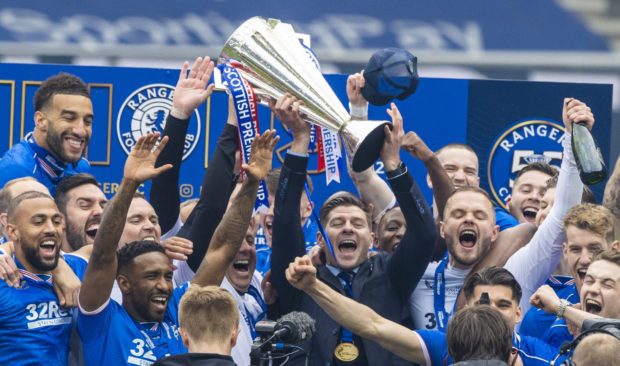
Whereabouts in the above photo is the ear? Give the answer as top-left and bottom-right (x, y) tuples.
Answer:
(117, 274), (132, 295)
(611, 240), (619, 251)
(34, 111), (48, 132)
(491, 224), (500, 243)
(439, 220), (446, 240)
(179, 327), (190, 349)
(5, 223), (18, 243)
(562, 242), (569, 258)
(515, 306), (523, 324)
(316, 230), (325, 249)
(230, 324), (241, 347)
(0, 213), (8, 230)
(302, 200), (314, 221)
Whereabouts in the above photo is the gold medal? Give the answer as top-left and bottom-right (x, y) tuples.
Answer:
(334, 342), (359, 362)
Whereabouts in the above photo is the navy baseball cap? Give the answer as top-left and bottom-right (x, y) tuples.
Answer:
(362, 48), (419, 106)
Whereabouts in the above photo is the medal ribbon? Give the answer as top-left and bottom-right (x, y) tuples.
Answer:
(433, 253), (457, 332)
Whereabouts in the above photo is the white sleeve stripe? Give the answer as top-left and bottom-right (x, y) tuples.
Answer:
(413, 331), (432, 366)
(78, 292), (110, 316)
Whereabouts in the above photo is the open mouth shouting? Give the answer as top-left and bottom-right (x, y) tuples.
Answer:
(584, 298), (602, 315)
(85, 219), (100, 242)
(150, 293), (169, 312)
(521, 206), (539, 224)
(576, 268), (588, 282)
(458, 228), (478, 250)
(39, 238), (59, 259)
(337, 239), (358, 257)
(232, 259), (250, 273)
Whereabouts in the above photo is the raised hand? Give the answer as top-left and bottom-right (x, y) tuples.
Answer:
(562, 98), (594, 133)
(347, 72), (368, 108)
(171, 56), (216, 119)
(380, 103), (404, 171)
(162, 236), (194, 261)
(269, 94), (310, 137)
(286, 255), (318, 291)
(530, 284), (561, 314)
(243, 130), (279, 183)
(402, 131), (434, 163)
(123, 133), (173, 184)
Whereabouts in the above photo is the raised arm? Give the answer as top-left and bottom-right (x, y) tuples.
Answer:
(287, 255), (426, 364)
(151, 56), (215, 234)
(382, 104), (437, 299)
(346, 73), (396, 224)
(269, 95), (312, 316)
(603, 155), (620, 236)
(183, 96), (240, 272)
(505, 98), (591, 312)
(401, 131), (454, 220)
(79, 133), (172, 311)
(530, 284), (600, 331)
(191, 130), (278, 287)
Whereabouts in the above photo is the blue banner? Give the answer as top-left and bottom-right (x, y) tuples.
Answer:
(0, 63), (612, 207)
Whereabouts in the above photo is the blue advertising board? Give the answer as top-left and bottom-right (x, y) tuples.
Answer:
(0, 63), (613, 208)
(0, 0), (609, 53)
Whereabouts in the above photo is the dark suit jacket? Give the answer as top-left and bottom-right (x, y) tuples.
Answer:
(269, 154), (437, 365)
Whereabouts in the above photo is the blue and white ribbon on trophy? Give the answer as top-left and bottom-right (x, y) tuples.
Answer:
(299, 41), (341, 185)
(217, 63), (270, 213)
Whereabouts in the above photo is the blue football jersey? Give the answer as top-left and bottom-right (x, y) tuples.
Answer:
(416, 329), (557, 366)
(520, 276), (578, 341)
(78, 282), (189, 366)
(0, 254), (87, 365)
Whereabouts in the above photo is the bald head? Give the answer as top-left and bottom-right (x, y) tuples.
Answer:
(572, 332), (620, 366)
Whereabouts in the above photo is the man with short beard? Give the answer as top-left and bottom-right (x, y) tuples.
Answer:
(54, 173), (107, 252)
(77, 130), (278, 366)
(0, 73), (93, 194)
(0, 191), (88, 365)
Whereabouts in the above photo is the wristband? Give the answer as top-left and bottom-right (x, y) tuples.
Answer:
(349, 102), (368, 119)
(556, 299), (570, 319)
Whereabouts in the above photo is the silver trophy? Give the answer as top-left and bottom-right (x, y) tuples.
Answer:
(219, 16), (389, 172)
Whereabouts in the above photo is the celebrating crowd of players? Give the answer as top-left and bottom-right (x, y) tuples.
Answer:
(0, 55), (619, 366)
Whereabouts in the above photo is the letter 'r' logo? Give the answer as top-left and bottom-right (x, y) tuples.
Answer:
(116, 84), (201, 160)
(487, 119), (565, 209)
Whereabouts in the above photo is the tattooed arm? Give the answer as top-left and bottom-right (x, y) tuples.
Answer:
(191, 130), (278, 287)
(79, 134), (172, 311)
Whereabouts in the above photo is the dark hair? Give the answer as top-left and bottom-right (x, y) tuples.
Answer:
(463, 267), (522, 303)
(34, 73), (90, 111)
(265, 168), (313, 196)
(447, 305), (513, 363)
(54, 174), (100, 213)
(514, 162), (557, 184)
(319, 191), (371, 227)
(7, 191), (54, 223)
(545, 175), (596, 204)
(117, 240), (165, 274)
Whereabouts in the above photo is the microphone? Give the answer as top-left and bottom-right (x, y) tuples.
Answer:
(272, 311), (316, 343)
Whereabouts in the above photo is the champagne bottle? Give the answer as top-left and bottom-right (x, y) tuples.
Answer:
(571, 122), (607, 185)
